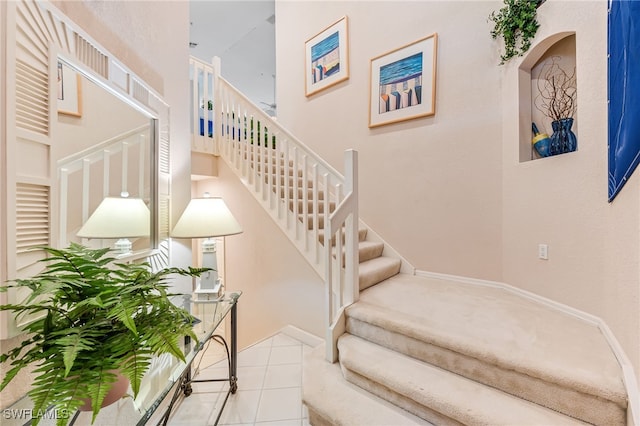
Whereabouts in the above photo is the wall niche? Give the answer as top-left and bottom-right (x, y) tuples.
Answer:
(519, 33), (577, 162)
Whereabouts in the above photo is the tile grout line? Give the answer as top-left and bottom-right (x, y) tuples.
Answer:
(252, 336), (274, 425)
(173, 333), (311, 426)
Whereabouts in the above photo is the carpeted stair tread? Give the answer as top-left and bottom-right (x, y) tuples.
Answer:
(358, 256), (401, 290)
(266, 174), (313, 187)
(303, 344), (431, 426)
(300, 213), (324, 229)
(280, 186), (327, 201)
(328, 240), (385, 264)
(356, 240), (384, 263)
(289, 199), (334, 214)
(345, 273), (627, 425)
(318, 227), (367, 246)
(337, 334), (588, 426)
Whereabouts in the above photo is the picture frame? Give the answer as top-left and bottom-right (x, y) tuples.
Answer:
(305, 16), (349, 97)
(368, 33), (438, 128)
(57, 61), (83, 117)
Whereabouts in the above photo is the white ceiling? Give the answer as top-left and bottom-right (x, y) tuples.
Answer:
(189, 0), (276, 113)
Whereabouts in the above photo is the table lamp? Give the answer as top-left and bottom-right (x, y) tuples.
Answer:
(77, 192), (150, 255)
(171, 194), (242, 300)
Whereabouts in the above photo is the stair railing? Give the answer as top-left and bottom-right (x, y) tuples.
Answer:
(190, 56), (358, 362)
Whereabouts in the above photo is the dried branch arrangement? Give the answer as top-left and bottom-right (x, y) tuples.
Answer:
(534, 56), (577, 122)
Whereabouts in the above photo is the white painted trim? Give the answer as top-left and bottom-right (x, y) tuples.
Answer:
(415, 269), (639, 426)
(280, 324), (323, 348)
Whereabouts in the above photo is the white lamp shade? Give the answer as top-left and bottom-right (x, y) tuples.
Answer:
(77, 197), (150, 238)
(171, 197), (242, 238)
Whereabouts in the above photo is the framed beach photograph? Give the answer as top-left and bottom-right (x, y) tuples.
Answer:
(57, 60), (83, 117)
(368, 33), (438, 128)
(305, 16), (349, 97)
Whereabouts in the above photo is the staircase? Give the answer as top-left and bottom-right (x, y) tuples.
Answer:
(189, 57), (632, 425)
(305, 273), (629, 425)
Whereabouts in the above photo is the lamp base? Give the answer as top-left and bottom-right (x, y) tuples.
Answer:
(194, 281), (224, 301)
(114, 238), (132, 254)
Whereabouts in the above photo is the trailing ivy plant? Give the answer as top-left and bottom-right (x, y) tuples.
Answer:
(489, 0), (541, 64)
(0, 243), (208, 425)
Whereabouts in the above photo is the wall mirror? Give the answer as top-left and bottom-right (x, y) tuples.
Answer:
(56, 58), (157, 254)
(1, 0), (171, 339)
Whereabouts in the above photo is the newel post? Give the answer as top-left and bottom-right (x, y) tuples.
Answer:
(325, 149), (359, 363)
(344, 149), (359, 306)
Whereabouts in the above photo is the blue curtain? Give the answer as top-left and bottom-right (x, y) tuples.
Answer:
(608, 0), (640, 201)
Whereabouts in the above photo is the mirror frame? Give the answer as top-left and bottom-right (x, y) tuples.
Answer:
(56, 55), (160, 254)
(42, 1), (170, 259)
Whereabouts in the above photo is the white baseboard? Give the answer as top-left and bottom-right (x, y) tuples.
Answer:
(415, 269), (639, 426)
(280, 324), (323, 348)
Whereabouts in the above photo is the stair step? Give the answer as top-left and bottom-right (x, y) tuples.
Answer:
(303, 344), (430, 426)
(337, 334), (587, 426)
(318, 227), (367, 246)
(357, 240), (385, 263)
(358, 256), (401, 290)
(265, 174), (313, 187)
(289, 200), (334, 216)
(329, 240), (385, 264)
(345, 274), (627, 425)
(262, 165), (304, 177)
(242, 151), (289, 166)
(300, 213), (325, 230)
(279, 186), (325, 201)
(255, 158), (302, 177)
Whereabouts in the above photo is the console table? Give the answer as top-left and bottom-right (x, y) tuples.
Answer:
(152, 292), (241, 425)
(2, 292), (241, 426)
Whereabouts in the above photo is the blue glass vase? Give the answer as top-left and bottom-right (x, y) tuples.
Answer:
(549, 118), (577, 155)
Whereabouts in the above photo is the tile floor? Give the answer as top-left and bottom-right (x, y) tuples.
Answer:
(168, 332), (315, 426)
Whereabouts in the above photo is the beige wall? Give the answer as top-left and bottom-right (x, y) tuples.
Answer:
(193, 160), (326, 349)
(276, 0), (503, 281)
(502, 1), (639, 380)
(276, 0), (639, 380)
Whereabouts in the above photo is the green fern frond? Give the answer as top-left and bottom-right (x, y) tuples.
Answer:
(119, 349), (152, 396)
(0, 244), (208, 425)
(86, 368), (120, 422)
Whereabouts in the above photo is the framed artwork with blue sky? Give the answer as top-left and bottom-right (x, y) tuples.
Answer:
(369, 33), (437, 128)
(305, 16), (349, 97)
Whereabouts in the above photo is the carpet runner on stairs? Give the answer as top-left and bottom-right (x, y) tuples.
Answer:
(304, 273), (628, 425)
(304, 344), (431, 426)
(337, 335), (587, 425)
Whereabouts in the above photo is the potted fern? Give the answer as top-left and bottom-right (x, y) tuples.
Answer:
(0, 243), (208, 425)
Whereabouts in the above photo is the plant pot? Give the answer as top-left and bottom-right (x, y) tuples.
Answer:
(78, 370), (130, 411)
(549, 118), (577, 156)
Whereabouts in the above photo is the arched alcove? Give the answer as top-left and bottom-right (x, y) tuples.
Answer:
(518, 32), (577, 162)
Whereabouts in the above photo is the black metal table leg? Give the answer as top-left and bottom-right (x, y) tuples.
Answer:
(230, 301), (238, 394)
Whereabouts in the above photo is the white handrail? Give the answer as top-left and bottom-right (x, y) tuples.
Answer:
(190, 56), (359, 362)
